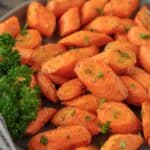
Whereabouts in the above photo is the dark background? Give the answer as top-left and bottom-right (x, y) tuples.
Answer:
(0, 0), (28, 16)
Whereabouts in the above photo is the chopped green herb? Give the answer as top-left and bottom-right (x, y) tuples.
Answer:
(99, 141), (105, 148)
(70, 109), (76, 117)
(130, 83), (136, 89)
(112, 110), (120, 119)
(98, 121), (111, 135)
(139, 33), (150, 39)
(84, 36), (89, 45)
(85, 115), (91, 121)
(20, 24), (28, 35)
(96, 71), (104, 78)
(96, 8), (104, 15)
(99, 98), (107, 106)
(84, 68), (93, 74)
(40, 136), (48, 145)
(119, 140), (126, 150)
(117, 50), (131, 59)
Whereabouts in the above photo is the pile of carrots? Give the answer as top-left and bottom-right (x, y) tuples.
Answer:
(0, 0), (150, 149)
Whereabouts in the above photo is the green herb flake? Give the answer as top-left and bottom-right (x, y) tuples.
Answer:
(20, 24), (28, 36)
(96, 8), (104, 15)
(70, 109), (76, 117)
(84, 36), (89, 45)
(40, 136), (48, 145)
(130, 83), (136, 89)
(112, 110), (120, 119)
(85, 115), (91, 121)
(99, 98), (107, 106)
(96, 71), (104, 78)
(139, 33), (150, 39)
(119, 140), (126, 150)
(98, 121), (111, 135)
(117, 50), (131, 59)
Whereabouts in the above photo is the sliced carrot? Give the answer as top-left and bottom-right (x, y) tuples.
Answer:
(81, 0), (108, 25)
(0, 16), (20, 37)
(128, 26), (150, 46)
(36, 72), (57, 102)
(29, 43), (66, 70)
(26, 107), (57, 135)
(30, 75), (37, 89)
(75, 145), (98, 150)
(75, 58), (128, 102)
(142, 102), (150, 142)
(57, 78), (85, 101)
(41, 46), (99, 78)
(101, 134), (143, 150)
(27, 1), (56, 37)
(58, 30), (112, 47)
(63, 94), (100, 113)
(97, 102), (141, 134)
(139, 46), (150, 73)
(59, 7), (80, 37)
(52, 107), (100, 135)
(15, 29), (42, 49)
(29, 125), (91, 150)
(135, 5), (150, 30)
(104, 0), (139, 17)
(121, 76), (149, 106)
(46, 0), (85, 17)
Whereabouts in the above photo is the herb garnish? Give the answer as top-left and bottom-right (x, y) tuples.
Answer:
(40, 136), (48, 145)
(139, 33), (150, 39)
(96, 71), (104, 78)
(119, 140), (126, 150)
(117, 50), (131, 59)
(98, 121), (111, 135)
(99, 98), (107, 106)
(70, 109), (76, 117)
(96, 8), (104, 15)
(84, 36), (89, 45)
(85, 115), (91, 121)
(20, 23), (28, 35)
(130, 83), (136, 89)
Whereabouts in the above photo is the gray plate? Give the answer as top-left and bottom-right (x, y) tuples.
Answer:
(0, 0), (150, 150)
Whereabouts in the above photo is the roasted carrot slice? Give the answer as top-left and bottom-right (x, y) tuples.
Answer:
(59, 31), (112, 47)
(29, 43), (66, 70)
(104, 0), (139, 17)
(121, 76), (148, 106)
(57, 78), (85, 101)
(75, 145), (98, 150)
(26, 107), (57, 135)
(29, 125), (91, 150)
(36, 72), (57, 102)
(75, 58), (128, 102)
(46, 0), (85, 17)
(81, 0), (108, 25)
(41, 46), (98, 78)
(101, 134), (143, 150)
(27, 1), (56, 37)
(97, 102), (141, 134)
(52, 107), (100, 135)
(0, 16), (20, 37)
(59, 7), (80, 37)
(15, 29), (42, 49)
(63, 94), (100, 113)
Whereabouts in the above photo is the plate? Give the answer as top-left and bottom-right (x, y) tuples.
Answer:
(0, 0), (150, 150)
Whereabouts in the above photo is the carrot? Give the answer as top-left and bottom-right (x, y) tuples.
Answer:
(29, 125), (91, 150)
(15, 47), (34, 65)
(127, 67), (150, 94)
(128, 26), (150, 46)
(142, 102), (150, 142)
(115, 33), (129, 41)
(15, 29), (42, 49)
(101, 134), (143, 150)
(27, 1), (56, 37)
(46, 0), (85, 17)
(104, 40), (136, 74)
(75, 58), (128, 102)
(85, 16), (135, 35)
(81, 0), (108, 25)
(97, 102), (141, 134)
(29, 43), (66, 70)
(48, 74), (69, 85)
(139, 46), (150, 73)
(63, 94), (100, 113)
(121, 76), (149, 106)
(36, 72), (57, 102)
(41, 46), (99, 78)
(104, 0), (139, 17)
(51, 107), (100, 135)
(30, 75), (37, 89)
(75, 145), (98, 150)
(135, 5), (150, 30)
(59, 7), (80, 37)
(58, 31), (112, 47)
(57, 78), (85, 101)
(0, 16), (20, 37)
(26, 107), (57, 135)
